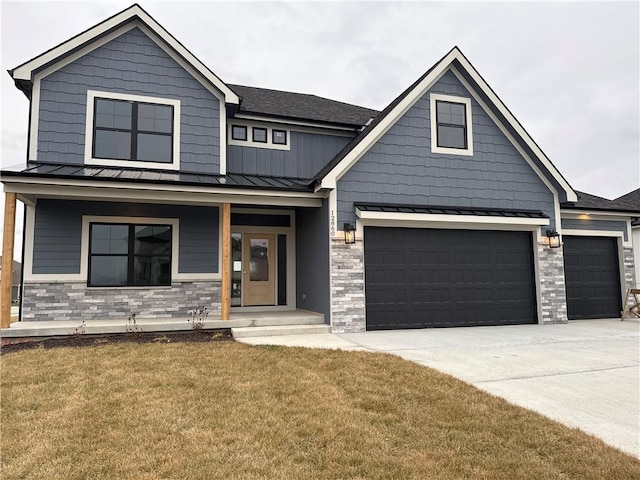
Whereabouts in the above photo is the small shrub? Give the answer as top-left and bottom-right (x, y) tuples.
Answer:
(188, 306), (209, 330)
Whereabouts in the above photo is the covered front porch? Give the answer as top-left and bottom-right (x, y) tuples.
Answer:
(0, 165), (331, 336)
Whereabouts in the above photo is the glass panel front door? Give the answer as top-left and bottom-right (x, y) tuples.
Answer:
(242, 233), (276, 306)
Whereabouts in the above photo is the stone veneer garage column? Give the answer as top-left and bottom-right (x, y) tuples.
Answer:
(330, 238), (366, 333)
(21, 281), (221, 321)
(623, 247), (636, 290)
(537, 244), (568, 324)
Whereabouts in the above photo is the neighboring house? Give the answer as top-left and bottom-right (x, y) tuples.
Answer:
(615, 188), (640, 288)
(1, 4), (638, 331)
(0, 259), (22, 302)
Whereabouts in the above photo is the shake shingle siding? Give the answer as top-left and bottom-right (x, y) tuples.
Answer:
(336, 70), (556, 227)
(37, 27), (222, 174)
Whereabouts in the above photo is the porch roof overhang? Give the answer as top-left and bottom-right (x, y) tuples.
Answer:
(1, 163), (323, 208)
(355, 202), (550, 228)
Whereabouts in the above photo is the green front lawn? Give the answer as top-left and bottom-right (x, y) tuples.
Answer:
(2, 339), (639, 479)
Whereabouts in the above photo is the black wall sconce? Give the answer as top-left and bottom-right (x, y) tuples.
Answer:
(546, 229), (560, 248)
(344, 223), (356, 244)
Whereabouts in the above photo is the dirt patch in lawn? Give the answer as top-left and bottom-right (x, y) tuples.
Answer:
(1, 329), (233, 354)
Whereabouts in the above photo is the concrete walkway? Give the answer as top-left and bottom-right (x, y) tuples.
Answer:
(238, 319), (640, 458)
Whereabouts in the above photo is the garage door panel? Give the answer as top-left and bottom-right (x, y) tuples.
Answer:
(563, 236), (621, 320)
(365, 227), (537, 330)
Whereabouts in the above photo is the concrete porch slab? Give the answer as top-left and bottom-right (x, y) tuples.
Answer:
(1, 310), (325, 338)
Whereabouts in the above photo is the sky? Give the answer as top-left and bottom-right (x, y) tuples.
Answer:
(1, 0), (639, 260)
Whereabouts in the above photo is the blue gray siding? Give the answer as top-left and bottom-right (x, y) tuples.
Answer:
(337, 70), (556, 227)
(37, 27), (221, 174)
(32, 200), (219, 275)
(562, 217), (629, 241)
(296, 200), (330, 321)
(228, 131), (351, 178)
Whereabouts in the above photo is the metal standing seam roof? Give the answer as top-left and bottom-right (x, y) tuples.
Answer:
(0, 163), (314, 192)
(355, 203), (549, 219)
(228, 84), (379, 128)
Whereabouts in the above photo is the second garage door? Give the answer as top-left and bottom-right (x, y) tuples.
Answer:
(563, 235), (622, 320)
(364, 227), (537, 330)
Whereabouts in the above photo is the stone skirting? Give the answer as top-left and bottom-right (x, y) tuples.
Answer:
(22, 281), (221, 321)
(537, 244), (568, 324)
(330, 239), (365, 333)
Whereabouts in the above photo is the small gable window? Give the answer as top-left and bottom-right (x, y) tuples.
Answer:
(252, 127), (267, 143)
(272, 129), (287, 145)
(430, 93), (473, 156)
(232, 125), (248, 141)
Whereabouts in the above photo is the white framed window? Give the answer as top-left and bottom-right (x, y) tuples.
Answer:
(430, 93), (473, 156)
(85, 90), (181, 170)
(228, 122), (290, 151)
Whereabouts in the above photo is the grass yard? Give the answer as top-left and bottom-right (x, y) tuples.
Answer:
(2, 340), (639, 479)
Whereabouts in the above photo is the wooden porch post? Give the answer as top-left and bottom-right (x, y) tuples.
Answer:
(221, 202), (231, 320)
(1, 193), (17, 328)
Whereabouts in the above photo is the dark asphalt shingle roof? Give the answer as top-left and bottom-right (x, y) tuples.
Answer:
(1, 163), (314, 192)
(561, 190), (640, 214)
(228, 84), (378, 128)
(615, 188), (640, 209)
(355, 203), (548, 219)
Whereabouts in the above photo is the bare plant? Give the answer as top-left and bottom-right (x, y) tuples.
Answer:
(187, 306), (208, 330)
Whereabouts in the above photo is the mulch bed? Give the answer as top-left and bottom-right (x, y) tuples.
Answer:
(0, 329), (233, 354)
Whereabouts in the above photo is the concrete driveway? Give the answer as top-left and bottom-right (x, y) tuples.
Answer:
(339, 319), (640, 458)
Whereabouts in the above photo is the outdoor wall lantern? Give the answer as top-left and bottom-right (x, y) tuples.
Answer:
(546, 229), (561, 248)
(344, 223), (356, 244)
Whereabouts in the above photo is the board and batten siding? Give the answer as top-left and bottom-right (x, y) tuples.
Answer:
(336, 70), (556, 227)
(37, 27), (222, 174)
(227, 132), (352, 179)
(561, 217), (629, 241)
(32, 200), (219, 275)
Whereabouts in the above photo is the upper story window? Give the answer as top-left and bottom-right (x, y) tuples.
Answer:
(429, 93), (473, 156)
(272, 129), (287, 145)
(228, 123), (290, 151)
(232, 125), (247, 141)
(85, 91), (181, 170)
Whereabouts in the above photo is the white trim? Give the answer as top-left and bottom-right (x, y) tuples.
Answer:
(449, 67), (563, 235)
(23, 205), (37, 281)
(29, 76), (41, 161)
(531, 232), (544, 325)
(429, 93), (473, 156)
(3, 180), (323, 208)
(11, 6), (239, 104)
(563, 228), (632, 248)
(233, 113), (359, 135)
(451, 51), (576, 202)
(228, 122), (291, 151)
(84, 90), (181, 170)
(356, 208), (549, 228)
(560, 209), (639, 218)
(318, 48), (576, 203)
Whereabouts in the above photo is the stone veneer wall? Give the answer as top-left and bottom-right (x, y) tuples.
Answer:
(537, 244), (568, 324)
(330, 239), (366, 333)
(22, 281), (221, 321)
(622, 247), (636, 291)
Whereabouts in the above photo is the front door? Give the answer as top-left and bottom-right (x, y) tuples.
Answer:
(242, 234), (276, 306)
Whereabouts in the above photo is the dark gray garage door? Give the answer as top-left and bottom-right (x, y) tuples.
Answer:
(563, 236), (621, 320)
(364, 227), (537, 330)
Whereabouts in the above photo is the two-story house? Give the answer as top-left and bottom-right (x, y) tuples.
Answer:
(1, 4), (638, 335)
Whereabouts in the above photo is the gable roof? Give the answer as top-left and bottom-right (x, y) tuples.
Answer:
(615, 188), (640, 209)
(313, 47), (578, 204)
(561, 190), (640, 214)
(229, 84), (378, 128)
(8, 4), (239, 104)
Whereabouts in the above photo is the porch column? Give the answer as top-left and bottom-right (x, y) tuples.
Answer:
(1, 193), (17, 328)
(221, 202), (231, 320)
